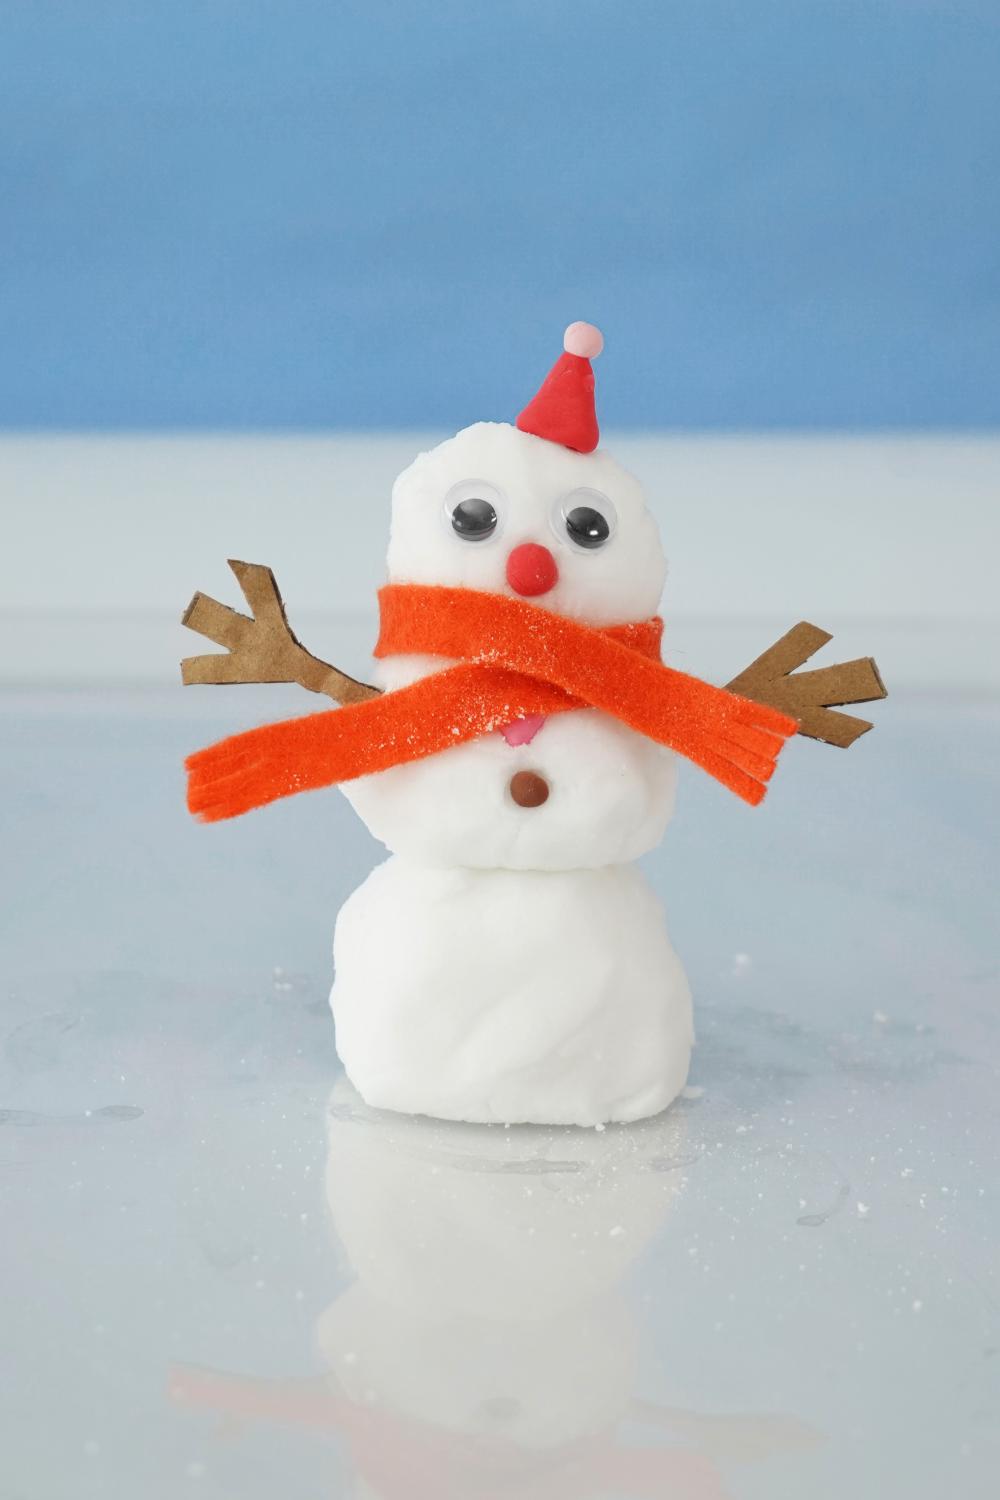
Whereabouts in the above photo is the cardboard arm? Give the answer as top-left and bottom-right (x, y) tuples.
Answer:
(181, 560), (381, 706)
(726, 622), (887, 747)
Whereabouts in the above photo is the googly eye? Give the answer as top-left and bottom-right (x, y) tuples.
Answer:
(443, 480), (505, 543)
(554, 488), (617, 551)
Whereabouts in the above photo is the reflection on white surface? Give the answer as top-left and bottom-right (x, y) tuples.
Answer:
(171, 1083), (819, 1498)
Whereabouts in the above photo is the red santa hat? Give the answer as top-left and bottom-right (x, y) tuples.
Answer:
(516, 322), (604, 454)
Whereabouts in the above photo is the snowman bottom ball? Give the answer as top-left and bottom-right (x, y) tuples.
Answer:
(330, 858), (693, 1127)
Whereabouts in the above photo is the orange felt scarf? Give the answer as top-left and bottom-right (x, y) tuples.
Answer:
(185, 583), (798, 823)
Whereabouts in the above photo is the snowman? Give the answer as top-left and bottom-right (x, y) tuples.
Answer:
(181, 323), (885, 1128)
(334, 324), (692, 1126)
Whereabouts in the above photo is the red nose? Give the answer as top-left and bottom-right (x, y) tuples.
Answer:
(506, 543), (559, 597)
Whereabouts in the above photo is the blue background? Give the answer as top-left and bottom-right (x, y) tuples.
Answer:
(2, 0), (997, 430)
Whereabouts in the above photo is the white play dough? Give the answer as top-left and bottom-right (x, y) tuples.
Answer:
(330, 858), (693, 1127)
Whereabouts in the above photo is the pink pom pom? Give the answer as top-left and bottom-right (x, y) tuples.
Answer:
(563, 321), (604, 359)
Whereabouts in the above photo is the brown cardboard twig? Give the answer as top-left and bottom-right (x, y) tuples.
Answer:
(181, 560), (381, 705)
(726, 622), (887, 747)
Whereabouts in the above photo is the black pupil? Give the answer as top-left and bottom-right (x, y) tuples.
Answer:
(451, 497), (497, 540)
(565, 505), (610, 549)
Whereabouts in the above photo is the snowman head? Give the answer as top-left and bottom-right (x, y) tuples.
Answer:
(385, 325), (666, 627)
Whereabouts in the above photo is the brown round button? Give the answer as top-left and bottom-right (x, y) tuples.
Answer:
(508, 770), (550, 808)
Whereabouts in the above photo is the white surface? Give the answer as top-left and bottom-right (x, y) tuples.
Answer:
(1, 435), (995, 621)
(2, 430), (996, 691)
(331, 859), (693, 1126)
(1, 430), (997, 615)
(1, 686), (998, 1497)
(1, 433), (998, 1494)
